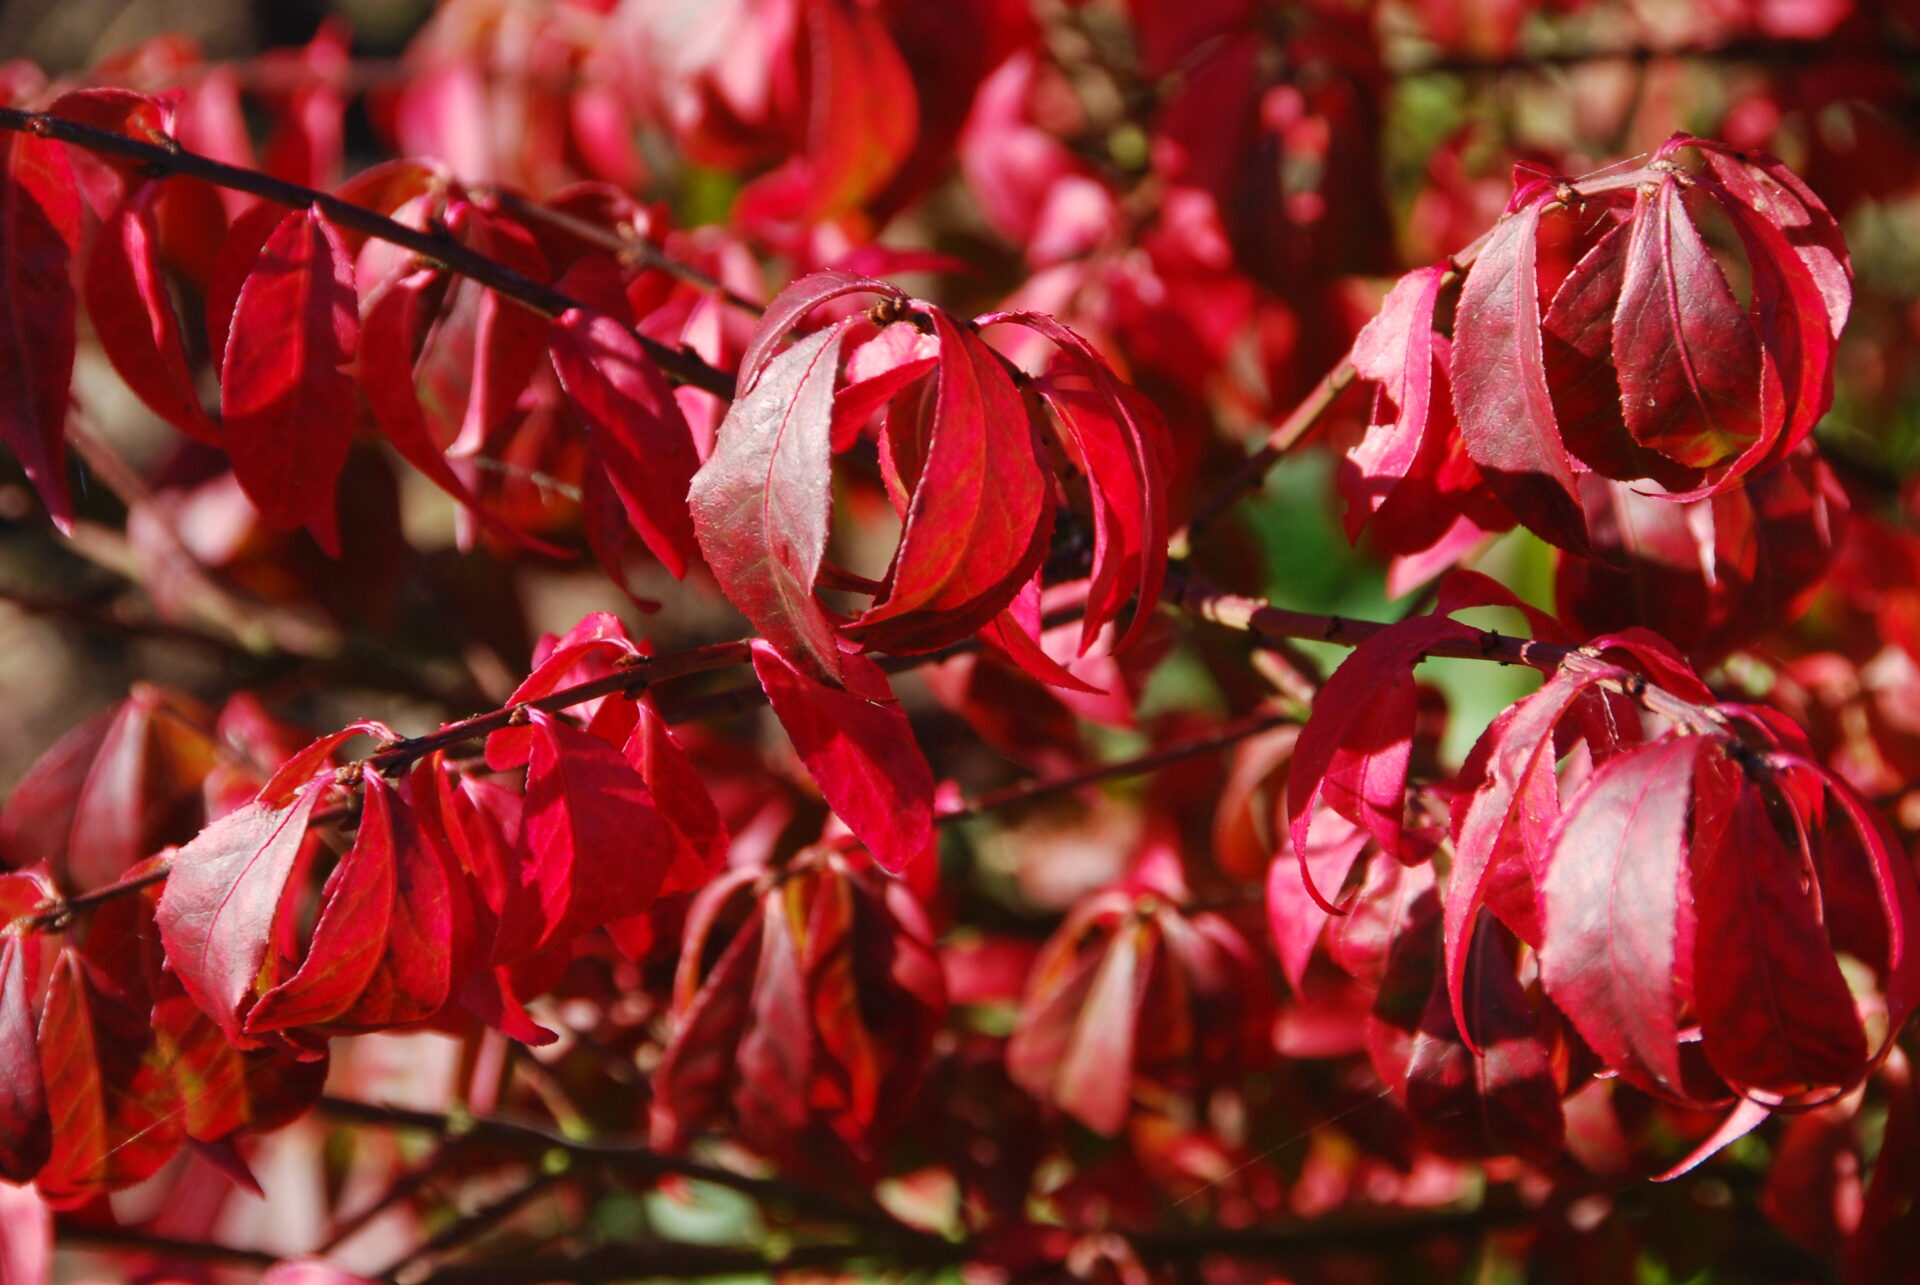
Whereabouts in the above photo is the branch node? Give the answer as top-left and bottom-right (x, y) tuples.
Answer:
(507, 703), (533, 727)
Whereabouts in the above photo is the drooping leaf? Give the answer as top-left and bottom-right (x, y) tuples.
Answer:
(0, 932), (48, 1183)
(359, 269), (552, 550)
(1539, 736), (1713, 1100)
(1447, 666), (1616, 1046)
(1452, 201), (1589, 552)
(1688, 755), (1867, 1097)
(220, 206), (359, 553)
(0, 129), (80, 530)
(984, 310), (1171, 653)
(690, 322), (852, 685)
(550, 304), (701, 578)
(84, 183), (219, 444)
(154, 778), (328, 1045)
(752, 643), (936, 873)
(246, 773), (461, 1039)
(854, 309), (1051, 653)
(490, 710), (678, 962)
(1341, 263), (1449, 539)
(36, 945), (184, 1204)
(1288, 614), (1479, 881)
(1612, 179), (1763, 469)
(734, 884), (815, 1146)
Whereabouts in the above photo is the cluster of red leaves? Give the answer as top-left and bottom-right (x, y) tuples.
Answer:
(4, 2), (1920, 1281)
(1345, 133), (1852, 573)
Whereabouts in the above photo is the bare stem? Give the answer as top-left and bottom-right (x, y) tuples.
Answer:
(1170, 358), (1358, 559)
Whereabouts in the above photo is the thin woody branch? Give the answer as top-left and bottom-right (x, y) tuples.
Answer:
(0, 105), (737, 399)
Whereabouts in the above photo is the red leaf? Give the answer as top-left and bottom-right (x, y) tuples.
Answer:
(1288, 614), (1479, 880)
(220, 206), (359, 553)
(0, 130), (80, 530)
(549, 305), (701, 578)
(1341, 264), (1448, 539)
(1267, 811), (1368, 994)
(1539, 736), (1712, 1100)
(491, 711), (678, 962)
(1447, 667), (1613, 1047)
(36, 947), (184, 1203)
(0, 933), (49, 1182)
(1613, 179), (1764, 469)
(204, 200), (284, 380)
(734, 888), (815, 1146)
(625, 697), (727, 896)
(1370, 898), (1564, 1165)
(752, 643), (936, 873)
(1453, 201), (1589, 552)
(1688, 756), (1867, 1097)
(690, 321), (852, 684)
(154, 779), (328, 1045)
(84, 184), (219, 444)
(984, 310), (1171, 653)
(359, 269), (552, 551)
(738, 270), (901, 388)
(855, 309), (1051, 651)
(1024, 915), (1149, 1137)
(247, 774), (460, 1038)
(651, 872), (763, 1151)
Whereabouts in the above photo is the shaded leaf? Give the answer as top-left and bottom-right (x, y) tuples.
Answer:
(221, 206), (358, 553)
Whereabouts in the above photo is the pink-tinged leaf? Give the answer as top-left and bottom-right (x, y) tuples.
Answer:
(36, 948), (185, 1203)
(734, 890), (815, 1146)
(359, 270), (554, 551)
(1342, 264), (1448, 539)
(1539, 736), (1712, 1100)
(1267, 813), (1369, 994)
(549, 306), (700, 578)
(0, 935), (49, 1182)
(1447, 668), (1611, 1048)
(0, 1184), (48, 1285)
(832, 322), (939, 450)
(856, 310), (1051, 651)
(1652, 1096), (1773, 1182)
(0, 130), (80, 530)
(1689, 759), (1866, 1096)
(1613, 179), (1764, 469)
(980, 573), (1105, 695)
(1289, 614), (1479, 881)
(1053, 918), (1149, 1137)
(84, 184), (219, 444)
(154, 779), (328, 1044)
(1702, 168), (1844, 463)
(753, 643), (935, 873)
(221, 206), (358, 554)
(247, 774), (457, 1037)
(731, 0), (918, 227)
(1787, 759), (1920, 1029)
(1452, 202), (1590, 552)
(739, 270), (901, 388)
(690, 322), (851, 685)
(491, 711), (677, 962)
